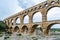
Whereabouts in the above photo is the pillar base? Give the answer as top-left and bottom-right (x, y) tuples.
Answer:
(42, 28), (49, 36)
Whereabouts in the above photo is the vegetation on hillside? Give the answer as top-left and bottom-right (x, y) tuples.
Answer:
(0, 21), (8, 32)
(50, 28), (60, 32)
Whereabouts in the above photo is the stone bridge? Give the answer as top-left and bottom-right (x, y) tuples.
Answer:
(3, 0), (60, 35)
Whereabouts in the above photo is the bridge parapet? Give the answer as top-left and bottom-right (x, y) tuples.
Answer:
(48, 0), (59, 2)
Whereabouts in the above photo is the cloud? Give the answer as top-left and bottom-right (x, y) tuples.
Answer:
(51, 24), (60, 28)
(17, 0), (46, 23)
(0, 0), (47, 20)
(33, 0), (47, 4)
(18, 0), (47, 9)
(0, 0), (23, 20)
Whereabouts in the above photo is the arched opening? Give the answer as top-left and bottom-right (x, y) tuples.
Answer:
(5, 21), (7, 25)
(16, 17), (20, 25)
(8, 20), (9, 25)
(7, 27), (9, 29)
(47, 7), (60, 21)
(24, 15), (29, 24)
(10, 27), (13, 32)
(31, 24), (42, 35)
(10, 27), (12, 29)
(21, 25), (28, 33)
(33, 12), (42, 22)
(11, 19), (14, 25)
(46, 24), (60, 35)
(14, 26), (19, 32)
(4, 21), (6, 23)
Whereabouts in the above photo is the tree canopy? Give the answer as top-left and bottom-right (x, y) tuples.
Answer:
(0, 21), (8, 32)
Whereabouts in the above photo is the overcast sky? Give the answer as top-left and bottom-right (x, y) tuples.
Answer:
(0, 0), (60, 28)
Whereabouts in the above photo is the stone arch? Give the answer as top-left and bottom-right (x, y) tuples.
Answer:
(24, 15), (29, 23)
(4, 20), (6, 23)
(5, 20), (7, 25)
(46, 5), (60, 14)
(51, 1), (55, 4)
(44, 3), (48, 7)
(7, 27), (9, 29)
(11, 19), (14, 25)
(31, 24), (42, 35)
(4, 21), (6, 23)
(47, 6), (60, 21)
(32, 11), (42, 22)
(10, 27), (13, 29)
(7, 20), (9, 25)
(46, 23), (60, 35)
(21, 25), (28, 33)
(14, 26), (19, 32)
(15, 17), (20, 25)
(9, 27), (13, 32)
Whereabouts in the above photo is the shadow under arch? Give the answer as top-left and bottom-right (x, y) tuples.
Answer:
(14, 26), (19, 32)
(10, 27), (13, 29)
(46, 23), (60, 35)
(7, 20), (9, 25)
(11, 19), (14, 25)
(9, 27), (13, 32)
(21, 25), (28, 33)
(31, 24), (42, 34)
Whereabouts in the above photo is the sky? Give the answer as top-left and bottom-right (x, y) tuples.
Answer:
(0, 0), (60, 28)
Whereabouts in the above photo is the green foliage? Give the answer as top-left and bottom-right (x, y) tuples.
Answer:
(39, 27), (42, 31)
(0, 21), (8, 32)
(50, 28), (60, 32)
(36, 27), (42, 32)
(17, 34), (22, 36)
(32, 37), (38, 40)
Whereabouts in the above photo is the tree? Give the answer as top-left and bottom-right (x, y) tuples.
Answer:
(39, 27), (42, 32)
(0, 21), (8, 32)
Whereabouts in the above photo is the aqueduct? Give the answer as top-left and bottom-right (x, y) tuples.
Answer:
(3, 0), (60, 35)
